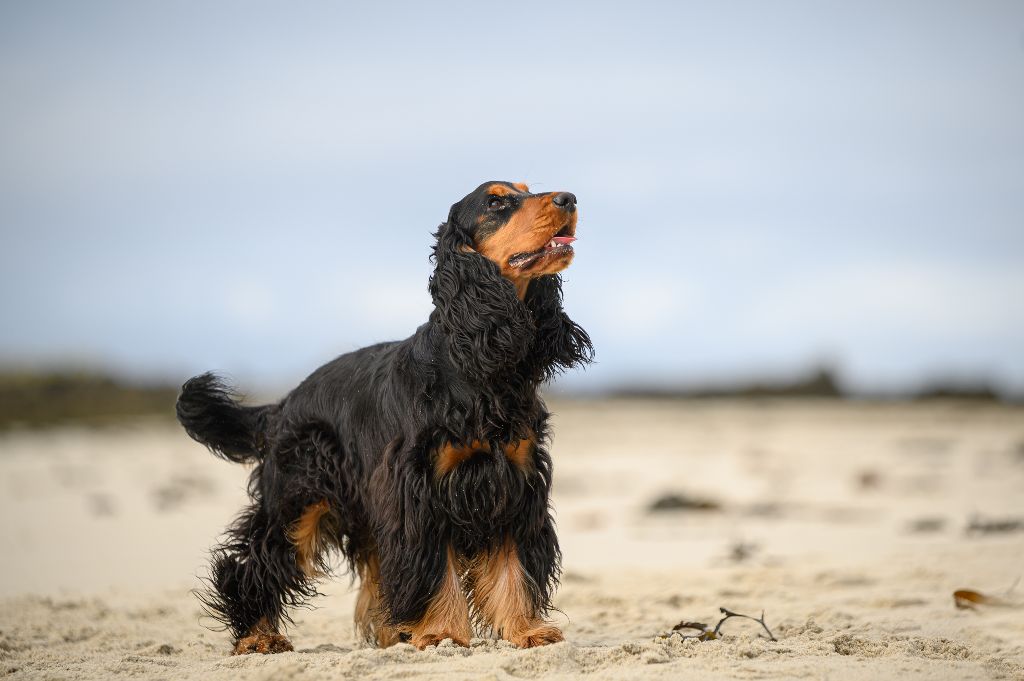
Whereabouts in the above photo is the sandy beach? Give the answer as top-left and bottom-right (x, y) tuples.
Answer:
(1, 399), (1022, 680)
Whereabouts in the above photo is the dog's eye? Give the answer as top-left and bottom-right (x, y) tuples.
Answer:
(487, 197), (505, 211)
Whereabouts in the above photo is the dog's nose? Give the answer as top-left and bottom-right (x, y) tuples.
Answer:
(552, 192), (576, 211)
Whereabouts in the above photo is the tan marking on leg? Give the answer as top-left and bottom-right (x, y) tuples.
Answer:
(405, 547), (471, 649)
(232, 617), (294, 655)
(288, 499), (330, 577)
(468, 539), (563, 648)
(355, 554), (402, 647)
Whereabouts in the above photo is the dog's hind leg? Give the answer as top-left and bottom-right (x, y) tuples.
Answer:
(354, 554), (402, 647)
(198, 422), (347, 655)
(200, 498), (327, 655)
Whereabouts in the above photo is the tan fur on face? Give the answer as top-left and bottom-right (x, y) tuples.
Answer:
(404, 546), (472, 649)
(355, 554), (402, 647)
(288, 499), (331, 578)
(486, 183), (521, 196)
(467, 539), (564, 648)
(476, 193), (576, 299)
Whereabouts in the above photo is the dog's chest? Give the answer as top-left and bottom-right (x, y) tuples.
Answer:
(431, 438), (538, 532)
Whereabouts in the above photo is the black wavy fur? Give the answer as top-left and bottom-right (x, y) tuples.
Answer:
(177, 181), (593, 646)
(176, 373), (275, 463)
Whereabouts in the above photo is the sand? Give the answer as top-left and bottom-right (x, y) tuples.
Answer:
(1, 399), (1022, 680)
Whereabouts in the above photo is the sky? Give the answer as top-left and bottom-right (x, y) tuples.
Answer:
(1, 1), (1022, 395)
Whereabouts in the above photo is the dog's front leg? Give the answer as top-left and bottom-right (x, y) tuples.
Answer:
(468, 537), (564, 648)
(402, 545), (471, 649)
(368, 452), (471, 649)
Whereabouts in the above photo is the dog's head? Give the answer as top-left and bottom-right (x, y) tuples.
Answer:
(429, 181), (592, 382)
(443, 181), (578, 296)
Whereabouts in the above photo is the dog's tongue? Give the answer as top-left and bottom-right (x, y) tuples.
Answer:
(551, 236), (576, 245)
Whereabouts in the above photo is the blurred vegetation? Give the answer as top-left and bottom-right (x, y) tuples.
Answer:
(610, 368), (843, 400)
(608, 367), (1010, 402)
(0, 369), (178, 430)
(0, 365), (1012, 432)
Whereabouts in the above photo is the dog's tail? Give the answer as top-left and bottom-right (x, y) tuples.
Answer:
(176, 372), (274, 463)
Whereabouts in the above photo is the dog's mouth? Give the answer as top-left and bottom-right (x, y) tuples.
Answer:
(509, 225), (576, 269)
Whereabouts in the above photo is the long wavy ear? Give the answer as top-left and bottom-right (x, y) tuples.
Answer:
(428, 208), (534, 381)
(523, 274), (594, 381)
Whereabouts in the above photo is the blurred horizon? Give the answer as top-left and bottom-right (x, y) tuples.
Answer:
(2, 1), (1022, 396)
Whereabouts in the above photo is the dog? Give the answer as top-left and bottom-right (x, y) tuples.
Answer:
(176, 180), (593, 654)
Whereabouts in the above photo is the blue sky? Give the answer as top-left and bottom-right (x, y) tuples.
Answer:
(1, 1), (1022, 394)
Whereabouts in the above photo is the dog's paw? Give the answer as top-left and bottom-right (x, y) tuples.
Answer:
(232, 631), (294, 655)
(509, 624), (564, 649)
(409, 632), (470, 650)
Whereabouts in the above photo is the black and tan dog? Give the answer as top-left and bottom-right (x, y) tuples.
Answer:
(177, 181), (592, 654)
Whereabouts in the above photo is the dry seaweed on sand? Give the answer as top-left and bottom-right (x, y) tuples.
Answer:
(660, 608), (777, 642)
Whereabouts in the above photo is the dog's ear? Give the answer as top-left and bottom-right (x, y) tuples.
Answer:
(523, 275), (594, 381)
(429, 206), (534, 381)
